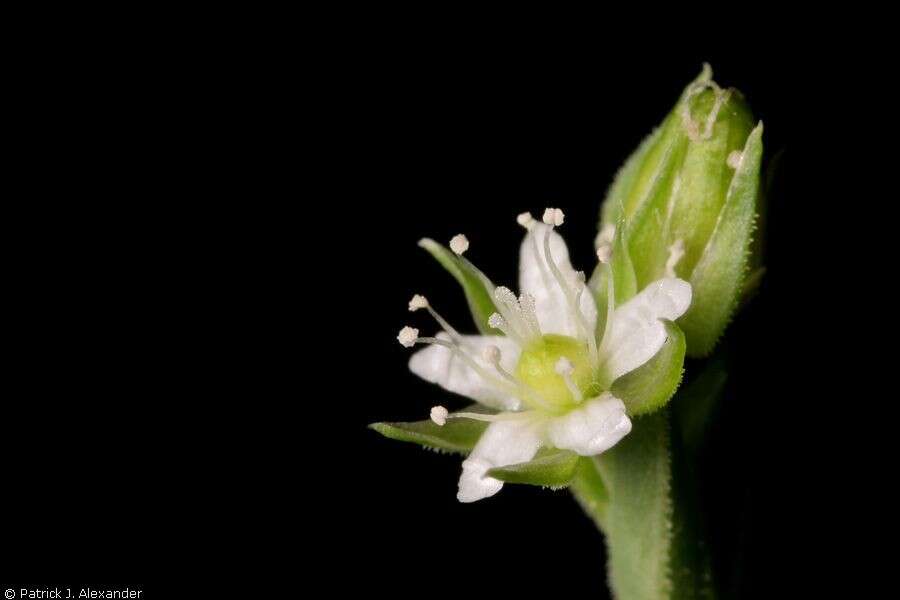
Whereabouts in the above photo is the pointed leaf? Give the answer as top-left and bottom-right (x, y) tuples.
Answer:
(611, 320), (686, 416)
(369, 406), (492, 455)
(419, 238), (498, 335)
(679, 122), (763, 356)
(570, 456), (611, 533)
(597, 411), (673, 600)
(487, 448), (580, 488)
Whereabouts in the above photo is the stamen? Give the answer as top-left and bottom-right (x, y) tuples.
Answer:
(416, 335), (519, 399)
(450, 234), (469, 255)
(487, 312), (526, 346)
(493, 286), (535, 343)
(397, 326), (419, 348)
(555, 357), (583, 403)
(665, 239), (685, 278)
(517, 292), (542, 338)
(439, 410), (533, 424)
(430, 405), (449, 426)
(727, 150), (743, 169)
(409, 294), (461, 341)
(540, 218), (597, 361)
(596, 268), (617, 360)
(517, 212), (536, 230)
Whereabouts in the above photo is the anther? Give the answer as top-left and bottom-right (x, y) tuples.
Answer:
(408, 294), (429, 311)
(517, 212), (536, 230)
(450, 234), (469, 255)
(430, 405), (449, 426)
(596, 243), (612, 264)
(397, 326), (419, 348)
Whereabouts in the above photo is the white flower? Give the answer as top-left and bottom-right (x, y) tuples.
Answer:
(398, 209), (692, 502)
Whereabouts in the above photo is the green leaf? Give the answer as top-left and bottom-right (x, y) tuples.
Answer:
(487, 448), (580, 489)
(601, 126), (664, 226)
(369, 406), (491, 455)
(569, 456), (611, 533)
(597, 412), (673, 600)
(419, 238), (498, 335)
(679, 122), (763, 356)
(611, 320), (686, 416)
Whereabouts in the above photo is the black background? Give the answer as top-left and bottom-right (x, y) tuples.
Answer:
(2, 16), (868, 598)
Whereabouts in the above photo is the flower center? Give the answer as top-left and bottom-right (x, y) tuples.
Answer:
(515, 334), (597, 411)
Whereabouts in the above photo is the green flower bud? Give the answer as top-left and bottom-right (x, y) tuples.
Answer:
(599, 64), (764, 356)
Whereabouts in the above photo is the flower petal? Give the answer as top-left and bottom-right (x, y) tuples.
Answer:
(546, 393), (631, 456)
(600, 278), (692, 383)
(408, 334), (522, 411)
(519, 223), (597, 337)
(458, 416), (543, 502)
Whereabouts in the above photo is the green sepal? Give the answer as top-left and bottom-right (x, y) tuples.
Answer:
(611, 319), (686, 416)
(679, 122), (763, 356)
(368, 405), (492, 455)
(418, 238), (498, 335)
(487, 448), (580, 489)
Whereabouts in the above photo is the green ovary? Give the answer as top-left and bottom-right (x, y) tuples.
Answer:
(515, 334), (597, 411)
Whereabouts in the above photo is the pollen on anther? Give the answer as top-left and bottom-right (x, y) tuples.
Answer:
(408, 294), (429, 311)
(555, 357), (574, 375)
(450, 234), (469, 255)
(727, 150), (743, 169)
(482, 344), (501, 363)
(542, 207), (565, 227)
(397, 326), (419, 348)
(430, 405), (449, 426)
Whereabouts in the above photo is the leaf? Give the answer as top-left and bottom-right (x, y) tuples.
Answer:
(369, 406), (491, 455)
(569, 456), (611, 533)
(679, 122), (763, 357)
(597, 411), (673, 600)
(487, 448), (580, 488)
(600, 126), (664, 226)
(611, 320), (686, 417)
(419, 238), (498, 335)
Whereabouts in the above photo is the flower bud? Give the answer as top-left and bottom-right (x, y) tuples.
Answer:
(599, 65), (764, 356)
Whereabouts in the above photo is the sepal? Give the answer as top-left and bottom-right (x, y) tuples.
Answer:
(369, 405), (493, 455)
(419, 238), (498, 335)
(610, 319), (686, 416)
(487, 448), (580, 489)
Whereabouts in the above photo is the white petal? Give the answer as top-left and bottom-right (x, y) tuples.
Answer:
(519, 223), (597, 337)
(546, 393), (631, 456)
(408, 334), (522, 411)
(600, 278), (692, 382)
(457, 416), (543, 502)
